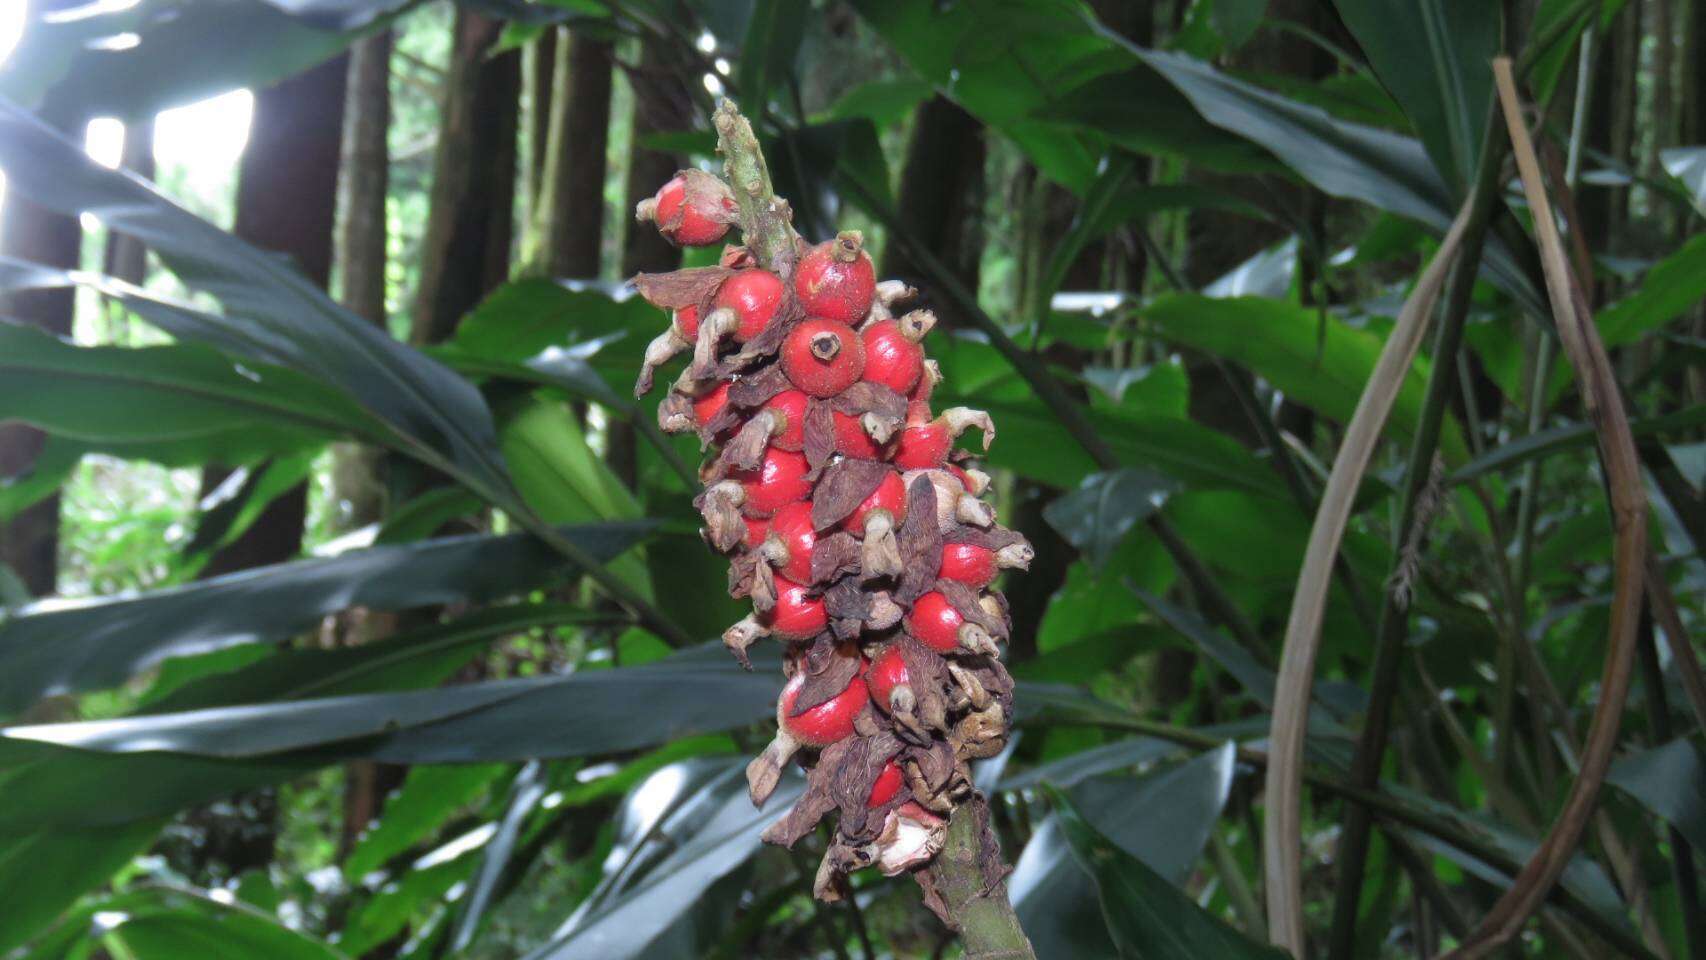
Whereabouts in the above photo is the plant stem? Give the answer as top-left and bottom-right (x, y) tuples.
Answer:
(1324, 101), (1509, 960)
(921, 800), (1036, 960)
(1635, 615), (1706, 960)
(713, 98), (797, 274)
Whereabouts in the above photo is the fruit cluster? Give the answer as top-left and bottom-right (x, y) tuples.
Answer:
(630, 104), (1031, 904)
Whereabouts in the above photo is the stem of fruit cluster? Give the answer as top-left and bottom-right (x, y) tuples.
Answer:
(923, 802), (1036, 960)
(713, 98), (797, 273)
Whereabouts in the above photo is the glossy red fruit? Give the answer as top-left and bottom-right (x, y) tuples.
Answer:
(764, 501), (817, 584)
(832, 409), (884, 459)
(906, 591), (964, 653)
(762, 389), (809, 452)
(939, 542), (997, 588)
(781, 318), (865, 397)
(867, 760), (904, 807)
(712, 269), (786, 341)
(672, 304), (700, 340)
(861, 313), (931, 395)
(735, 448), (811, 517)
(765, 575), (828, 640)
(691, 381), (731, 427)
(742, 516), (770, 550)
(865, 645), (909, 712)
(894, 414), (949, 469)
(777, 648), (868, 745)
(841, 471), (908, 534)
(640, 172), (737, 247)
(794, 231), (876, 323)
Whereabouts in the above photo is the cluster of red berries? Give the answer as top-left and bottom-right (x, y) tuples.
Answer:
(633, 139), (1031, 900)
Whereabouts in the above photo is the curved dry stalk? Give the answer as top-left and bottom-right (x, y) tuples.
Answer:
(1438, 56), (1650, 960)
(1261, 200), (1474, 955)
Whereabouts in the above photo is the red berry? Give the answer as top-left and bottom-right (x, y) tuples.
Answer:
(940, 543), (997, 588)
(778, 649), (868, 745)
(762, 389), (809, 452)
(641, 172), (736, 247)
(673, 304), (700, 340)
(743, 516), (769, 550)
(794, 232), (876, 323)
(833, 409), (885, 459)
(906, 591), (964, 653)
(764, 501), (817, 584)
(781, 318), (865, 397)
(894, 420), (949, 470)
(713, 269), (786, 342)
(765, 575), (828, 640)
(841, 470), (907, 534)
(861, 314), (930, 395)
(867, 759), (904, 807)
(735, 448), (811, 517)
(691, 381), (731, 428)
(865, 644), (910, 712)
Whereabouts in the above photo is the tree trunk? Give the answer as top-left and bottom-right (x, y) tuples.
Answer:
(883, 96), (985, 330)
(526, 27), (557, 219)
(537, 30), (613, 279)
(103, 117), (154, 285)
(0, 0), (86, 599)
(202, 53), (348, 580)
(412, 9), (521, 346)
(331, 32), (400, 859)
(0, 76), (81, 598)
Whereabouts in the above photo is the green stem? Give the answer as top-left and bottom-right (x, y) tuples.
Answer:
(713, 98), (797, 273)
(1325, 102), (1509, 960)
(921, 801), (1036, 960)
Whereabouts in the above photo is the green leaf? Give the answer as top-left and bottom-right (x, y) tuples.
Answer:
(1125, 47), (1542, 314)
(1332, 0), (1498, 191)
(0, 523), (651, 712)
(522, 760), (796, 960)
(345, 764), (511, 880)
(101, 886), (348, 959)
(1042, 468), (1180, 570)
(1000, 736), (1181, 791)
(0, 1), (373, 120)
(1449, 404), (1706, 484)
(818, 77), (935, 126)
(0, 319), (356, 465)
(0, 434), (82, 523)
(1013, 747), (1249, 958)
(1043, 781), (1286, 959)
(736, 0), (806, 111)
(1661, 146), (1706, 214)
(1607, 738), (1706, 853)
(449, 760), (548, 952)
(0, 106), (520, 511)
(1141, 293), (1469, 464)
(0, 820), (166, 954)
(1129, 585), (1277, 709)
(182, 453), (318, 561)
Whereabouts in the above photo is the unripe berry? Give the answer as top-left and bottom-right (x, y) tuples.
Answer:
(761, 389), (809, 452)
(735, 448), (812, 517)
(795, 231), (876, 323)
(778, 649), (868, 745)
(764, 575), (828, 640)
(637, 171), (737, 247)
(861, 311), (934, 395)
(867, 759), (904, 807)
(713, 269), (786, 342)
(939, 543), (997, 589)
(782, 318), (865, 397)
(761, 501), (817, 584)
(865, 644), (910, 713)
